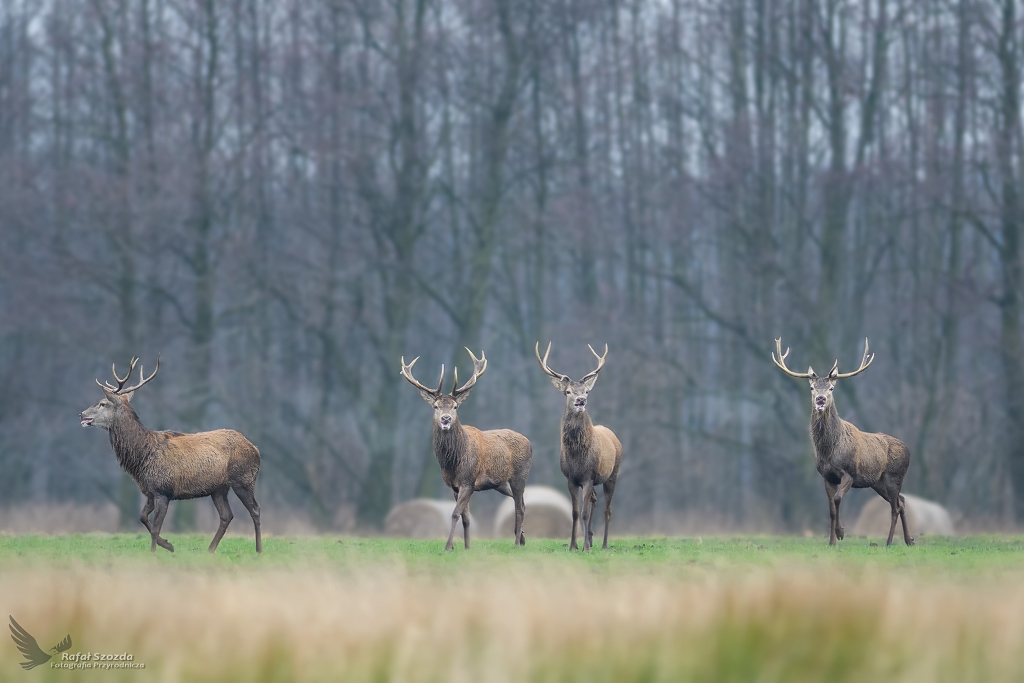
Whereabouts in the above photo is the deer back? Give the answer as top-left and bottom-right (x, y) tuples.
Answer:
(465, 426), (531, 487)
(148, 429), (260, 498)
(591, 425), (622, 481)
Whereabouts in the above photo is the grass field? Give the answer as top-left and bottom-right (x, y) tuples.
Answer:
(0, 533), (1022, 682)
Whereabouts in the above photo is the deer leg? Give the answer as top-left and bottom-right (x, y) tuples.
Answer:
(581, 481), (596, 552)
(567, 481), (580, 551)
(232, 485), (262, 553)
(898, 494), (915, 546)
(449, 488), (472, 548)
(511, 482), (526, 546)
(586, 486), (597, 550)
(139, 494), (155, 533)
(832, 472), (854, 542)
(445, 487), (473, 552)
(823, 479), (838, 545)
(208, 487), (234, 553)
(884, 492), (899, 546)
(150, 494), (174, 553)
(602, 478), (616, 549)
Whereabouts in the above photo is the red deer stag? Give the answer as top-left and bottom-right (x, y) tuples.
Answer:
(535, 342), (622, 551)
(80, 357), (262, 553)
(772, 338), (913, 546)
(400, 348), (532, 551)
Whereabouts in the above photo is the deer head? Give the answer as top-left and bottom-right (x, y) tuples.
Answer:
(771, 338), (874, 412)
(535, 342), (608, 413)
(80, 355), (160, 429)
(400, 348), (487, 431)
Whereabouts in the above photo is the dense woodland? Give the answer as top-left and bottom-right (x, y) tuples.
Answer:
(1, 0), (1022, 532)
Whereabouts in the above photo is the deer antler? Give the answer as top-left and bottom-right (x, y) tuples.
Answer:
(771, 338), (816, 379)
(400, 356), (445, 398)
(121, 354), (160, 393)
(96, 357), (139, 393)
(96, 355), (160, 394)
(452, 348), (487, 398)
(829, 338), (875, 379)
(581, 344), (608, 382)
(535, 342), (570, 383)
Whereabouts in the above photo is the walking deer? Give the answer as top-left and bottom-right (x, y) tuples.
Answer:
(80, 357), (262, 553)
(772, 338), (913, 546)
(535, 342), (622, 551)
(400, 348), (532, 551)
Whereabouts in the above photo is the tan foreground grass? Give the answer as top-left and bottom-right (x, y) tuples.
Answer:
(1, 562), (1022, 682)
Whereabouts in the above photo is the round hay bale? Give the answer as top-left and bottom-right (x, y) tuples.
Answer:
(493, 485), (573, 539)
(384, 499), (477, 539)
(851, 493), (955, 538)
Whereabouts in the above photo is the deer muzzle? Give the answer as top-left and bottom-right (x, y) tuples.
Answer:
(79, 413), (94, 427)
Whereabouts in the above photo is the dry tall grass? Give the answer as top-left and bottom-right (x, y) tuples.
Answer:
(1, 560), (1022, 682)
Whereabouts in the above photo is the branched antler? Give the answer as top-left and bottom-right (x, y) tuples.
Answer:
(828, 338), (875, 379)
(96, 355), (160, 394)
(452, 348), (487, 399)
(581, 344), (608, 382)
(535, 342), (570, 383)
(771, 338), (815, 379)
(400, 356), (444, 399)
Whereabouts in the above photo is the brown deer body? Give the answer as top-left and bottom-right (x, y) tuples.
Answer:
(80, 357), (262, 553)
(401, 349), (532, 551)
(772, 338), (913, 547)
(536, 342), (622, 551)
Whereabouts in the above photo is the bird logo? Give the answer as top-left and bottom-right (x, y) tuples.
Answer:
(9, 616), (72, 670)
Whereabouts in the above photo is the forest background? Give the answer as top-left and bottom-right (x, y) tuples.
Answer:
(0, 0), (1020, 534)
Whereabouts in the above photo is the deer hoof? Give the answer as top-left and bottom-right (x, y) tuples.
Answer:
(906, 536), (916, 547)
(836, 526), (845, 540)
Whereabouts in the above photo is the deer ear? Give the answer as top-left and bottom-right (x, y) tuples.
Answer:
(121, 390), (135, 403)
(807, 366), (818, 383)
(453, 390), (471, 407)
(549, 376), (569, 392)
(582, 375), (599, 391)
(418, 390), (436, 406)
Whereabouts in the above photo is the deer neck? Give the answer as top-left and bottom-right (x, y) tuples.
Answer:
(433, 420), (469, 472)
(108, 407), (157, 481)
(809, 403), (844, 462)
(561, 409), (594, 457)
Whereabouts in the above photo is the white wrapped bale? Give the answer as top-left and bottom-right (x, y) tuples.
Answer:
(493, 485), (573, 539)
(851, 493), (955, 538)
(385, 499), (477, 539)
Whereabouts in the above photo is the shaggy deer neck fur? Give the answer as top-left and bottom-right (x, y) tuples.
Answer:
(809, 402), (846, 462)
(433, 420), (470, 471)
(107, 405), (157, 482)
(561, 409), (594, 458)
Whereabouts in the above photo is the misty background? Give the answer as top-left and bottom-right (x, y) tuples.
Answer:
(0, 0), (1020, 534)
